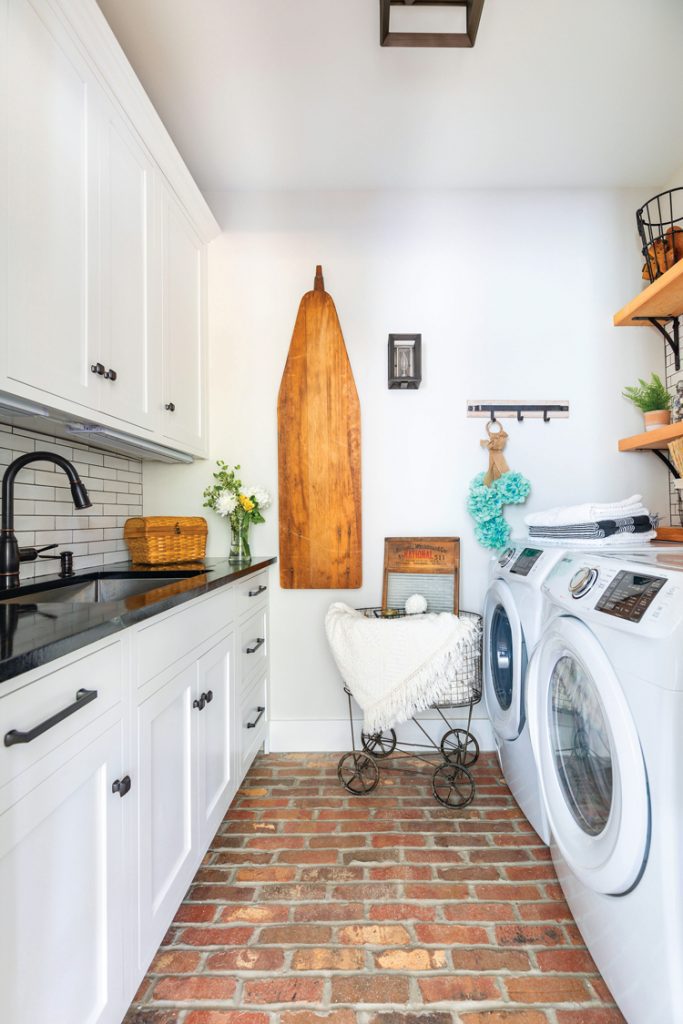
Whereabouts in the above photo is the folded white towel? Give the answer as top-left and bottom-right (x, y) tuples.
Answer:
(521, 530), (656, 549)
(525, 495), (647, 528)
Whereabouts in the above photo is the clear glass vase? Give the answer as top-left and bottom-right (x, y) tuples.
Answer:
(229, 518), (252, 565)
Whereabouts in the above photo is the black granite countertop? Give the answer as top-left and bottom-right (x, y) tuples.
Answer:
(0, 556), (277, 684)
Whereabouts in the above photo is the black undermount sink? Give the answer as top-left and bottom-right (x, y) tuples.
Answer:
(1, 570), (207, 605)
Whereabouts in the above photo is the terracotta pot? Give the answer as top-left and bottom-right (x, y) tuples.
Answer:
(644, 409), (671, 431)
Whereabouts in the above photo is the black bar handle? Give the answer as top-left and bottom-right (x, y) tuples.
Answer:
(4, 688), (98, 747)
(248, 584), (268, 598)
(246, 706), (266, 729)
(112, 775), (131, 798)
(246, 637), (265, 654)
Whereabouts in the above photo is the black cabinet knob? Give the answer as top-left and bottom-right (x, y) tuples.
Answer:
(165, 402), (176, 412)
(90, 362), (105, 376)
(112, 775), (131, 798)
(205, 690), (213, 704)
(193, 694), (206, 711)
(104, 368), (117, 381)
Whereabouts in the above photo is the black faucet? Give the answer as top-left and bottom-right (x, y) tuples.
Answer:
(0, 452), (92, 590)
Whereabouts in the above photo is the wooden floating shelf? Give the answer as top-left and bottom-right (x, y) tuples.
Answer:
(618, 421), (683, 452)
(614, 259), (683, 326)
(656, 527), (683, 543)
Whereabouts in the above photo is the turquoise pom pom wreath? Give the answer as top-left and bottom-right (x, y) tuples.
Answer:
(467, 470), (531, 551)
(494, 471), (531, 505)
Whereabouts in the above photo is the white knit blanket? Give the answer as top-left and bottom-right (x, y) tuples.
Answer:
(325, 603), (479, 734)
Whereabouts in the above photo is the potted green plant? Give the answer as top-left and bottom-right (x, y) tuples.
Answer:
(622, 372), (672, 431)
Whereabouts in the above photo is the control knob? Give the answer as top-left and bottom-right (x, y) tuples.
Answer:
(569, 567), (599, 599)
(498, 547), (515, 568)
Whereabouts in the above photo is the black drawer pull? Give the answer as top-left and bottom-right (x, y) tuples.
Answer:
(112, 775), (131, 798)
(247, 706), (266, 729)
(4, 688), (98, 748)
(246, 638), (265, 655)
(165, 402), (176, 412)
(248, 585), (267, 598)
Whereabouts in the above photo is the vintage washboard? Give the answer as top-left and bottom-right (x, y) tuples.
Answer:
(382, 537), (460, 614)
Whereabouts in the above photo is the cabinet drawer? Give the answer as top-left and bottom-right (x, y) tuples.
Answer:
(235, 571), (269, 620)
(136, 586), (234, 685)
(0, 639), (124, 789)
(239, 606), (268, 689)
(238, 672), (267, 780)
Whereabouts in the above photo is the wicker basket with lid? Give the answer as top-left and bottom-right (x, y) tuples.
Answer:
(124, 516), (208, 565)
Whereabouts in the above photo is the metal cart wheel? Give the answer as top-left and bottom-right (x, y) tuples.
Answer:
(337, 751), (380, 795)
(432, 761), (475, 808)
(440, 727), (480, 767)
(361, 729), (397, 759)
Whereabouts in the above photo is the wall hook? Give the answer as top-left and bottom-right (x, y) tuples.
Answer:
(543, 410), (550, 423)
(517, 410), (524, 422)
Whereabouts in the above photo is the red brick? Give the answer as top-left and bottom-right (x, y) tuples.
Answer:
(300, 866), (364, 882)
(371, 833), (426, 847)
(505, 864), (557, 881)
(454, 947), (532, 972)
(206, 948), (285, 971)
(339, 924), (411, 946)
(443, 902), (515, 922)
(403, 883), (469, 900)
(172, 904), (217, 923)
(292, 947), (365, 971)
(293, 903), (364, 922)
(177, 926), (255, 946)
(415, 924), (489, 945)
(475, 883), (542, 901)
(219, 904), (289, 924)
(185, 1014), (269, 1024)
(246, 836), (306, 850)
(496, 924), (566, 947)
(151, 977), (237, 1001)
(277, 849), (339, 864)
(518, 901), (573, 921)
(259, 924), (332, 944)
(459, 1014), (549, 1024)
(279, 1013), (356, 1024)
(331, 975), (410, 1004)
(234, 867), (297, 883)
(555, 1013), (627, 1024)
(536, 948), (598, 973)
(403, 849), (464, 864)
(505, 976), (591, 1003)
(149, 951), (202, 974)
(242, 979), (324, 1004)
(212, 851), (273, 865)
(419, 976), (501, 1002)
(187, 885), (256, 902)
(369, 902), (436, 921)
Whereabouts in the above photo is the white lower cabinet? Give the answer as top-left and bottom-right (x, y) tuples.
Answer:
(0, 712), (128, 1024)
(0, 569), (270, 1024)
(136, 660), (197, 976)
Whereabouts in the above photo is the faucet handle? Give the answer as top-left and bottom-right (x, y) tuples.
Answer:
(19, 543), (58, 563)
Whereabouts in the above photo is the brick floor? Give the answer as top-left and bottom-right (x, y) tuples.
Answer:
(124, 752), (626, 1024)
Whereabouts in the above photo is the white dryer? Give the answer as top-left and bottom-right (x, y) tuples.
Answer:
(483, 543), (565, 844)
(527, 552), (683, 1024)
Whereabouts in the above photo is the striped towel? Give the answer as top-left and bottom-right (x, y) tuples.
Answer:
(528, 515), (656, 540)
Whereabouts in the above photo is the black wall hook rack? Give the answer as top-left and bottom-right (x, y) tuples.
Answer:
(632, 315), (681, 372)
(467, 401), (570, 423)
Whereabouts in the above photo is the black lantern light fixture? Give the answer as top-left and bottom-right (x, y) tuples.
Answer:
(379, 0), (486, 48)
(388, 334), (422, 390)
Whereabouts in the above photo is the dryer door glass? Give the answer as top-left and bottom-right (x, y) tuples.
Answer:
(548, 655), (612, 837)
(490, 604), (513, 711)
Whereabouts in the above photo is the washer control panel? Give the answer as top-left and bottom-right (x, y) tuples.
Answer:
(510, 547), (544, 577)
(595, 570), (667, 623)
(569, 567), (599, 599)
(498, 547), (516, 568)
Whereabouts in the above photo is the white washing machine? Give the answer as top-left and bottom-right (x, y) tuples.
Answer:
(527, 552), (683, 1024)
(483, 542), (566, 844)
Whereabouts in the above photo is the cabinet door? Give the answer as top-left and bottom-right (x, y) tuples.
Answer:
(197, 632), (235, 849)
(136, 662), (197, 974)
(98, 102), (157, 430)
(160, 183), (206, 452)
(4, 0), (99, 408)
(0, 717), (127, 1024)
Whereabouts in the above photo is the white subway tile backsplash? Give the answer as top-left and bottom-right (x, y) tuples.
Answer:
(0, 423), (143, 579)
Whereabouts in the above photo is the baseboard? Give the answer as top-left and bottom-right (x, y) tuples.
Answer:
(268, 714), (495, 753)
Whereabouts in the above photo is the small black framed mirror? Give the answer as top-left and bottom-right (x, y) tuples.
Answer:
(388, 334), (422, 389)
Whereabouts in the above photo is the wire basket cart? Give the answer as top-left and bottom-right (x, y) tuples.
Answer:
(337, 609), (483, 808)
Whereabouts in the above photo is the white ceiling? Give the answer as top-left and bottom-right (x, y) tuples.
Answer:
(96, 0), (683, 192)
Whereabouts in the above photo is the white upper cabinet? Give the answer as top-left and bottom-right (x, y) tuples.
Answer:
(0, 0), (217, 456)
(160, 182), (207, 453)
(95, 99), (158, 431)
(4, 0), (98, 407)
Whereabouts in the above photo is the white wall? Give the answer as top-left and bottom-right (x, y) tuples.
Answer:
(143, 188), (668, 749)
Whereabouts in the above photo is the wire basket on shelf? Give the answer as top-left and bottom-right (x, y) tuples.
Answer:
(637, 187), (683, 283)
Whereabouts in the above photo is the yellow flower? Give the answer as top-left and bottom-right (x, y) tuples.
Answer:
(239, 494), (255, 512)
